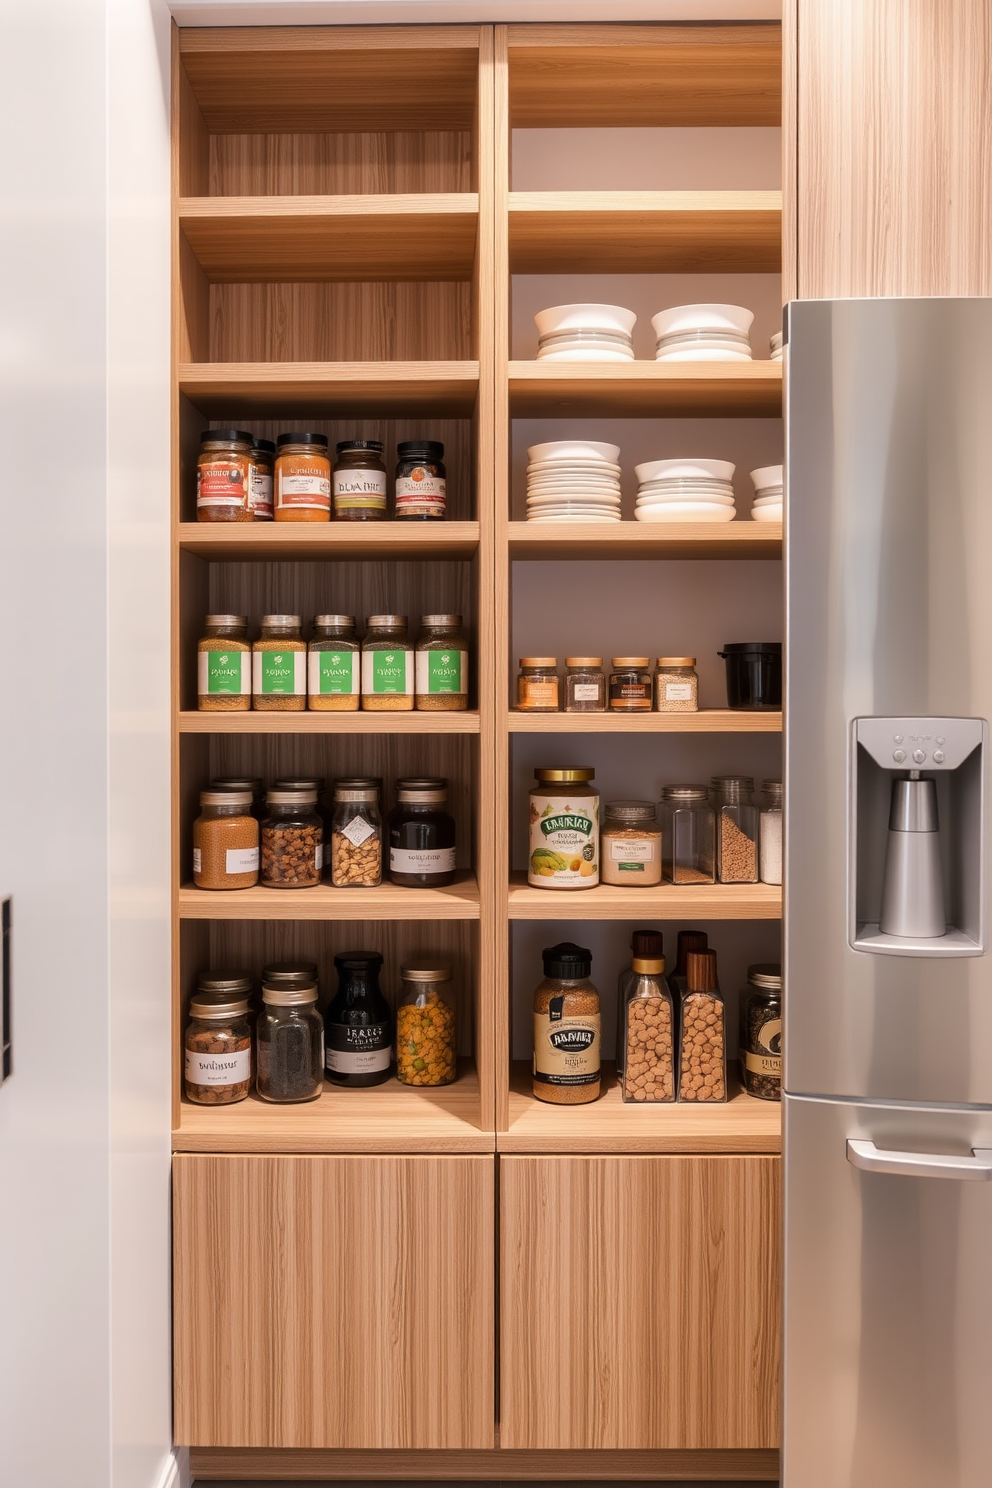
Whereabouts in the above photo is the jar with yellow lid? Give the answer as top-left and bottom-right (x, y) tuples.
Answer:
(656, 656), (699, 713)
(609, 656), (652, 711)
(517, 657), (559, 712)
(528, 767), (599, 889)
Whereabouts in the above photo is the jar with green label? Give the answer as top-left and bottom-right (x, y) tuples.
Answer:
(361, 614), (414, 711)
(415, 614), (469, 712)
(528, 768), (599, 890)
(198, 615), (251, 711)
(252, 615), (306, 711)
(308, 614), (359, 711)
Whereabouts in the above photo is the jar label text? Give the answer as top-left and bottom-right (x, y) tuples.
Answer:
(185, 1047), (251, 1085)
(199, 650), (251, 696)
(529, 794), (599, 888)
(363, 649), (414, 695)
(664, 681), (694, 701)
(309, 650), (359, 695)
(390, 846), (457, 873)
(533, 1007), (601, 1086)
(225, 846), (259, 875)
(416, 649), (467, 695)
(341, 815), (376, 847)
(395, 472), (446, 518)
(254, 651), (306, 695)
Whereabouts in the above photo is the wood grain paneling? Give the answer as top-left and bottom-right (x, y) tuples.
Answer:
(179, 362), (479, 418)
(499, 1155), (782, 1450)
(508, 709), (781, 735)
(507, 875), (781, 922)
(209, 131), (472, 198)
(178, 522), (480, 562)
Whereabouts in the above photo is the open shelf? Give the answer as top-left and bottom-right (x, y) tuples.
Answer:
(508, 709), (781, 734)
(179, 362), (480, 417)
(179, 710), (481, 735)
(507, 874), (781, 921)
(508, 360), (781, 419)
(508, 521), (782, 561)
(179, 874), (481, 921)
(178, 521), (480, 560)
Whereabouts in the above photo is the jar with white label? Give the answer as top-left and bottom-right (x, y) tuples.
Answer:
(395, 440), (446, 520)
(361, 614), (414, 711)
(324, 952), (392, 1088)
(192, 789), (259, 890)
(331, 783), (381, 887)
(532, 942), (601, 1105)
(388, 778), (457, 888)
(252, 615), (307, 711)
(274, 432), (330, 522)
(196, 429), (252, 523)
(197, 615), (251, 711)
(257, 980), (324, 1103)
(184, 990), (252, 1105)
(600, 800), (662, 886)
(564, 657), (606, 713)
(528, 768), (599, 890)
(415, 614), (469, 711)
(655, 656), (698, 713)
(333, 439), (387, 521)
(248, 437), (274, 520)
(308, 614), (359, 711)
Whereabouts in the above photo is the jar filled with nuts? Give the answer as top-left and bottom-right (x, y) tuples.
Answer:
(308, 614), (359, 711)
(261, 787), (322, 888)
(252, 615), (307, 711)
(331, 782), (381, 888)
(415, 614), (469, 711)
(740, 962), (781, 1100)
(273, 776), (332, 871)
(197, 615), (251, 711)
(396, 962), (457, 1087)
(678, 949), (727, 1102)
(655, 657), (698, 713)
(600, 800), (661, 886)
(711, 776), (759, 883)
(532, 942), (601, 1105)
(621, 945), (675, 1104)
(361, 614), (414, 710)
(659, 785), (716, 885)
(192, 790), (259, 890)
(184, 988), (252, 1105)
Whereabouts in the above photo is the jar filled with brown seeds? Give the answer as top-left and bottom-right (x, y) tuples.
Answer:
(678, 949), (727, 1102)
(197, 615), (251, 711)
(261, 787), (322, 888)
(192, 789), (259, 890)
(711, 775), (759, 883)
(331, 782), (381, 887)
(621, 949), (675, 1103)
(184, 989), (252, 1104)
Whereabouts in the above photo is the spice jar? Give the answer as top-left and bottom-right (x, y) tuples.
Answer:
(678, 949), (727, 1103)
(324, 951), (392, 1087)
(256, 978), (324, 1103)
(741, 963), (782, 1100)
(261, 787), (322, 888)
(616, 929), (663, 1077)
(248, 436), (275, 520)
(192, 790), (259, 890)
(517, 657), (559, 712)
(361, 614), (413, 711)
(609, 656), (653, 711)
(528, 768), (599, 889)
(396, 962), (457, 1087)
(331, 782), (381, 888)
(655, 656), (699, 713)
(416, 614), (469, 711)
(712, 775), (759, 883)
(197, 615), (250, 711)
(184, 989), (252, 1105)
(759, 779), (783, 885)
(332, 439), (387, 521)
(532, 942), (601, 1105)
(196, 429), (252, 523)
(252, 615), (306, 711)
(621, 946), (675, 1104)
(564, 657), (606, 713)
(659, 785), (716, 885)
(600, 801), (662, 886)
(395, 440), (446, 520)
(274, 432), (331, 522)
(308, 614), (360, 711)
(388, 778), (457, 887)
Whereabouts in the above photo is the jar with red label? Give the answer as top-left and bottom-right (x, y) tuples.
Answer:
(275, 432), (331, 522)
(196, 429), (252, 523)
(395, 440), (446, 521)
(248, 436), (275, 520)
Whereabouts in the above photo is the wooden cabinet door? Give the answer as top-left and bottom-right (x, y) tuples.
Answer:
(499, 1155), (781, 1450)
(174, 1154), (495, 1449)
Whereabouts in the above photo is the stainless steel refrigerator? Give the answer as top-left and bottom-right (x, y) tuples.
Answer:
(784, 298), (992, 1488)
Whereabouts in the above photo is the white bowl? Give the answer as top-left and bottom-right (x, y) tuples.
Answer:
(635, 458), (735, 483)
(651, 303), (754, 338)
(534, 303), (637, 337)
(528, 459), (622, 476)
(537, 345), (636, 363)
(635, 503), (736, 523)
(751, 503), (783, 523)
(527, 513), (623, 523)
(750, 464), (783, 490)
(636, 492), (735, 508)
(751, 492), (784, 506)
(528, 441), (621, 464)
(656, 344), (753, 363)
(636, 477), (735, 494)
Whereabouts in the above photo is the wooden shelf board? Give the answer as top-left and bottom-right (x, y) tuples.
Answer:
(179, 361), (480, 417)
(507, 874), (781, 921)
(508, 709), (781, 734)
(179, 710), (481, 735)
(508, 521), (781, 561)
(179, 874), (481, 921)
(508, 359), (782, 418)
(501, 1063), (781, 1155)
(178, 521), (480, 561)
(508, 191), (781, 274)
(180, 194), (479, 282)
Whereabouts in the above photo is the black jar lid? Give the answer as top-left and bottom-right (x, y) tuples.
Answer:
(397, 440), (444, 458)
(542, 941), (592, 980)
(201, 428), (253, 445)
(251, 436), (276, 454)
(334, 951), (384, 972)
(718, 641), (782, 654)
(276, 431), (328, 448)
(335, 439), (384, 454)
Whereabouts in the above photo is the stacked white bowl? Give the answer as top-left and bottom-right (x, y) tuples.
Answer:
(750, 464), (783, 523)
(652, 304), (754, 362)
(633, 458), (737, 524)
(525, 440), (623, 523)
(770, 331), (783, 362)
(535, 304), (636, 362)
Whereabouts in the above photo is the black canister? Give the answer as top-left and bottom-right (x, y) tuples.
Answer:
(718, 641), (782, 710)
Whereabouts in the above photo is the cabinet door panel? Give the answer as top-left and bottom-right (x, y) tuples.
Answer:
(500, 1155), (780, 1450)
(174, 1154), (495, 1449)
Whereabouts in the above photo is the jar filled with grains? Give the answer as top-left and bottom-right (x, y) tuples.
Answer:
(192, 790), (259, 890)
(609, 656), (653, 711)
(517, 657), (559, 712)
(252, 615), (307, 711)
(621, 947), (675, 1104)
(740, 962), (782, 1101)
(388, 778), (457, 887)
(564, 657), (606, 713)
(274, 432), (331, 522)
(655, 656), (699, 713)
(248, 436), (275, 520)
(712, 776), (759, 883)
(184, 989), (252, 1105)
(261, 788), (322, 888)
(659, 785), (716, 885)
(197, 615), (251, 711)
(331, 782), (381, 888)
(332, 439), (387, 521)
(256, 979), (324, 1103)
(196, 429), (253, 523)
(678, 949), (727, 1102)
(415, 614), (469, 711)
(600, 801), (662, 886)
(361, 615), (414, 710)
(308, 615), (360, 711)
(396, 963), (457, 1087)
(759, 779), (783, 885)
(532, 942), (601, 1105)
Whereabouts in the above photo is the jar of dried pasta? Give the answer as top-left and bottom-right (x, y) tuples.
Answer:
(252, 615), (306, 711)
(396, 962), (457, 1087)
(361, 615), (413, 710)
(517, 658), (559, 712)
(416, 614), (468, 711)
(192, 790), (259, 890)
(600, 800), (662, 886)
(197, 615), (250, 711)
(308, 614), (360, 711)
(196, 429), (253, 523)
(655, 657), (698, 713)
(609, 656), (652, 711)
(248, 437), (275, 520)
(532, 942), (600, 1105)
(184, 989), (252, 1104)
(274, 432), (331, 522)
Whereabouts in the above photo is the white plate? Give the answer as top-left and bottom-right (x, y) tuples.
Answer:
(528, 440), (621, 464)
(656, 347), (753, 363)
(636, 480), (735, 496)
(528, 488), (622, 501)
(635, 504), (736, 523)
(635, 457), (735, 483)
(635, 492), (735, 508)
(526, 495), (623, 507)
(750, 464), (783, 489)
(528, 459), (622, 475)
(534, 302), (637, 337)
(527, 513), (623, 523)
(651, 303), (754, 338)
(536, 347), (635, 362)
(527, 481), (623, 494)
(750, 504), (782, 523)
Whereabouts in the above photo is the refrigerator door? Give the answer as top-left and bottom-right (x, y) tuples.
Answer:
(784, 1093), (992, 1488)
(786, 298), (992, 1103)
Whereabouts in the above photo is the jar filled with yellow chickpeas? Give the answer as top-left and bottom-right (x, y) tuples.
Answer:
(396, 962), (457, 1087)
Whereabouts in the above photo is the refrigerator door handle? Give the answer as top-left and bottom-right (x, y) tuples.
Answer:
(846, 1138), (992, 1180)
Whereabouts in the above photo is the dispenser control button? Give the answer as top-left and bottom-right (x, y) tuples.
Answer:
(893, 749), (907, 763)
(893, 734), (904, 744)
(936, 735), (946, 745)
(933, 750), (945, 764)
(913, 749), (927, 764)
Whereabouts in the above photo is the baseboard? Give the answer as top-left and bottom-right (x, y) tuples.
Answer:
(156, 1447), (191, 1488)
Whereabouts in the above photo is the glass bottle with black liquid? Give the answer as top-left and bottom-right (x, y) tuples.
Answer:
(324, 951), (392, 1087)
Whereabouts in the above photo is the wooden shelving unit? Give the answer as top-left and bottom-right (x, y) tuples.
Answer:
(179, 710), (481, 735)
(507, 876), (781, 922)
(508, 359), (782, 417)
(508, 709), (781, 733)
(177, 520), (480, 559)
(179, 362), (480, 418)
(508, 520), (782, 560)
(178, 877), (482, 921)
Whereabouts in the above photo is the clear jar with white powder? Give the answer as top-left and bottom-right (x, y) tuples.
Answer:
(759, 779), (783, 885)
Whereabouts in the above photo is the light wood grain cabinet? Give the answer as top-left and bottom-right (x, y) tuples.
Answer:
(173, 1154), (495, 1449)
(499, 1155), (781, 1451)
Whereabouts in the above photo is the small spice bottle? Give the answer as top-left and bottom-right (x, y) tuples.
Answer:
(395, 440), (446, 520)
(196, 429), (253, 523)
(532, 942), (601, 1105)
(331, 782), (382, 888)
(712, 775), (759, 883)
(325, 952), (392, 1087)
(759, 779), (783, 885)
(528, 768), (599, 889)
(308, 614), (360, 711)
(517, 657), (559, 712)
(361, 614), (414, 710)
(416, 614), (469, 711)
(659, 785), (716, 885)
(274, 432), (331, 522)
(609, 656), (653, 711)
(678, 949), (727, 1103)
(252, 614), (307, 711)
(396, 962), (457, 1087)
(248, 436), (275, 520)
(621, 948), (675, 1104)
(261, 787), (322, 889)
(197, 615), (251, 711)
(184, 989), (252, 1105)
(192, 789), (259, 890)
(564, 657), (606, 713)
(256, 978), (324, 1104)
(740, 962), (782, 1101)
(388, 777), (457, 887)
(333, 439), (387, 521)
(655, 656), (699, 713)
(600, 801), (662, 886)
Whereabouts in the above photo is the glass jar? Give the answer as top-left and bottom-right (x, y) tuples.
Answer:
(256, 980), (324, 1103)
(655, 656), (699, 713)
(609, 656), (652, 711)
(396, 962), (457, 1087)
(272, 776), (330, 865)
(741, 963), (782, 1100)
(670, 928), (709, 999)
(533, 942), (601, 1105)
(395, 439), (446, 520)
(388, 778), (457, 887)
(564, 657), (606, 713)
(517, 657), (559, 712)
(616, 929), (663, 1077)
(331, 783), (381, 888)
(252, 615), (306, 711)
(621, 948), (675, 1104)
(308, 614), (359, 712)
(248, 436), (275, 520)
(333, 438), (387, 521)
(361, 614), (413, 711)
(415, 614), (469, 711)
(261, 788), (322, 888)
(197, 615), (250, 712)
(324, 951), (392, 1087)
(678, 948), (727, 1103)
(528, 768), (599, 889)
(712, 775), (759, 883)
(274, 432), (331, 522)
(212, 776), (265, 820)
(760, 778), (783, 885)
(192, 790), (259, 890)
(184, 990), (252, 1105)
(600, 801), (661, 886)
(659, 785), (716, 885)
(196, 429), (252, 523)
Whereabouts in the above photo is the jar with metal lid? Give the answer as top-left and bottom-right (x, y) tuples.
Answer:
(325, 951), (392, 1087)
(678, 948), (727, 1103)
(532, 942), (601, 1105)
(659, 785), (715, 885)
(740, 962), (782, 1100)
(396, 962), (457, 1087)
(261, 788), (322, 888)
(759, 779), (783, 885)
(212, 776), (265, 820)
(609, 656), (652, 711)
(274, 432), (331, 522)
(416, 614), (469, 712)
(273, 776), (330, 865)
(621, 945), (675, 1104)
(600, 801), (661, 886)
(712, 775), (759, 883)
(331, 782), (381, 888)
(333, 439), (387, 521)
(655, 657), (699, 713)
(564, 657), (606, 713)
(395, 440), (446, 520)
(197, 615), (250, 711)
(196, 429), (252, 523)
(192, 790), (259, 890)
(517, 657), (559, 712)
(184, 989), (252, 1104)
(388, 778), (457, 887)
(248, 436), (275, 520)
(256, 979), (324, 1103)
(308, 614), (359, 712)
(361, 614), (413, 710)
(528, 768), (599, 889)
(252, 615), (306, 711)
(261, 961), (318, 993)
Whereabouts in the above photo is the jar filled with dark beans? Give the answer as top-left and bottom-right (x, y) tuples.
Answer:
(261, 787), (322, 888)
(740, 963), (782, 1100)
(256, 979), (324, 1103)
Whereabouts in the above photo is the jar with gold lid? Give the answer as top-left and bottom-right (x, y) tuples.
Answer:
(528, 767), (599, 889)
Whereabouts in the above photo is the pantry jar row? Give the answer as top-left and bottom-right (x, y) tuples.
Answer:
(197, 432), (447, 522)
(518, 656), (699, 713)
(198, 613), (469, 712)
(528, 768), (782, 888)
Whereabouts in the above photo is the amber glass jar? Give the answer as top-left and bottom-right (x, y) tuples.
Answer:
(532, 942), (601, 1105)
(248, 437), (274, 520)
(517, 657), (559, 712)
(333, 439), (387, 521)
(609, 657), (653, 711)
(197, 615), (250, 712)
(308, 615), (360, 711)
(192, 791), (259, 890)
(274, 433), (331, 522)
(196, 429), (252, 523)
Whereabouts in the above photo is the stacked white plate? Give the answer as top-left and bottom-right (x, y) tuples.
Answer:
(750, 464), (783, 523)
(633, 458), (737, 524)
(525, 440), (623, 522)
(652, 303), (754, 362)
(535, 304), (636, 362)
(770, 331), (783, 362)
